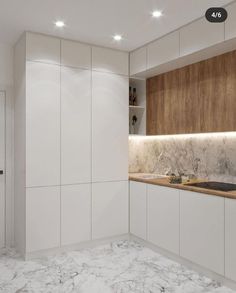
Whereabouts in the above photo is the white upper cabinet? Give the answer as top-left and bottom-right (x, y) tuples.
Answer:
(130, 47), (147, 76)
(26, 62), (60, 187)
(26, 32), (60, 64)
(61, 66), (91, 184)
(130, 181), (147, 240)
(180, 18), (224, 56)
(61, 184), (91, 246)
(147, 31), (179, 70)
(147, 184), (180, 255)
(92, 71), (128, 182)
(92, 181), (128, 240)
(61, 39), (91, 69)
(180, 190), (224, 275)
(225, 2), (236, 41)
(92, 46), (128, 75)
(225, 198), (236, 282)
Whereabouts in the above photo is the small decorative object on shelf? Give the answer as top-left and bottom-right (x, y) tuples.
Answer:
(132, 88), (137, 106)
(129, 86), (133, 106)
(130, 114), (138, 134)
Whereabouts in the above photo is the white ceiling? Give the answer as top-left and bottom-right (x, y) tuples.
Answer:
(0, 0), (233, 51)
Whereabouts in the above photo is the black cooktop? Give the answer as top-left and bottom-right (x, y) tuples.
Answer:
(186, 181), (236, 192)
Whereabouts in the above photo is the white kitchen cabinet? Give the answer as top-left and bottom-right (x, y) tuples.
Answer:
(147, 31), (179, 70)
(26, 32), (60, 64)
(92, 181), (129, 239)
(26, 186), (60, 252)
(225, 198), (236, 282)
(61, 39), (91, 69)
(180, 17), (224, 57)
(92, 71), (128, 182)
(61, 184), (91, 246)
(26, 61), (60, 187)
(61, 66), (91, 184)
(130, 47), (147, 76)
(180, 190), (224, 275)
(130, 181), (147, 240)
(225, 2), (236, 41)
(147, 185), (180, 255)
(92, 46), (128, 75)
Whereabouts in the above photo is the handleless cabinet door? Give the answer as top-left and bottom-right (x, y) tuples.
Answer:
(26, 61), (60, 187)
(225, 198), (236, 282)
(147, 184), (180, 255)
(130, 47), (147, 76)
(180, 190), (224, 275)
(180, 18), (224, 57)
(225, 2), (236, 41)
(92, 181), (129, 239)
(61, 184), (91, 246)
(92, 71), (128, 182)
(61, 67), (91, 184)
(130, 181), (147, 240)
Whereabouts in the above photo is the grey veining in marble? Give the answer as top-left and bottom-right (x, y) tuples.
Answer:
(0, 240), (235, 293)
(129, 133), (236, 183)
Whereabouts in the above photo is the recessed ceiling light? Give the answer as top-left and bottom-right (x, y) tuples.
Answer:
(113, 35), (122, 41)
(152, 10), (162, 18)
(55, 21), (65, 28)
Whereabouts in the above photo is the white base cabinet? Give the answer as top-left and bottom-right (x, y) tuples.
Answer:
(225, 198), (236, 282)
(130, 181), (147, 240)
(92, 181), (129, 240)
(180, 190), (224, 275)
(147, 185), (180, 255)
(61, 184), (91, 246)
(26, 186), (60, 253)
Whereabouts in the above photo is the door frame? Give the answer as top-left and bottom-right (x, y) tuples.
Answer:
(0, 90), (6, 248)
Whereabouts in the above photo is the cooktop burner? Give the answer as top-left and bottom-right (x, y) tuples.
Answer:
(186, 181), (236, 192)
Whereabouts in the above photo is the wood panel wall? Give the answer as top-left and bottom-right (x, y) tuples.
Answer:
(146, 50), (236, 135)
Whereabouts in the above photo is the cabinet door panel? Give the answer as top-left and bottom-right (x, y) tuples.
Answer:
(26, 186), (60, 252)
(130, 47), (147, 76)
(92, 71), (128, 182)
(225, 198), (236, 282)
(92, 181), (128, 239)
(130, 181), (147, 240)
(147, 185), (179, 255)
(61, 184), (91, 246)
(180, 18), (224, 56)
(225, 2), (236, 41)
(26, 62), (60, 187)
(180, 190), (224, 275)
(61, 67), (91, 184)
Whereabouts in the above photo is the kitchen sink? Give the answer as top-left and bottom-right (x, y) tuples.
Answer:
(185, 181), (236, 192)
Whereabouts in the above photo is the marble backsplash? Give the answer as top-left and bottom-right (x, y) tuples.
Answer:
(129, 133), (236, 184)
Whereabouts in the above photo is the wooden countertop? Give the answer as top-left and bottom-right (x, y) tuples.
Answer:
(129, 173), (236, 200)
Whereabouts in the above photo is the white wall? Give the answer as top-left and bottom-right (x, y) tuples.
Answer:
(0, 43), (14, 247)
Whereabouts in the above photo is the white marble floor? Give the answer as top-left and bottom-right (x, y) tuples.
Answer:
(0, 240), (235, 293)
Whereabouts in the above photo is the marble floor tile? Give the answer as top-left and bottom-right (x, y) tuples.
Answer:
(0, 240), (235, 293)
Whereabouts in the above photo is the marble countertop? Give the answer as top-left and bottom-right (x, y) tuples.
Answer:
(129, 173), (236, 200)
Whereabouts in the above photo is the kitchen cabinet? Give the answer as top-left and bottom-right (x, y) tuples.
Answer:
(26, 32), (60, 64)
(147, 185), (179, 255)
(92, 71), (128, 182)
(92, 46), (128, 75)
(130, 181), (147, 240)
(225, 2), (236, 41)
(225, 198), (236, 282)
(61, 66), (91, 184)
(147, 31), (179, 70)
(61, 39), (91, 69)
(92, 181), (128, 239)
(61, 184), (91, 246)
(180, 17), (224, 56)
(26, 186), (60, 252)
(180, 190), (224, 275)
(26, 61), (60, 187)
(130, 47), (147, 76)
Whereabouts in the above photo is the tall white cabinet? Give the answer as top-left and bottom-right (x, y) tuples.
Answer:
(14, 32), (129, 256)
